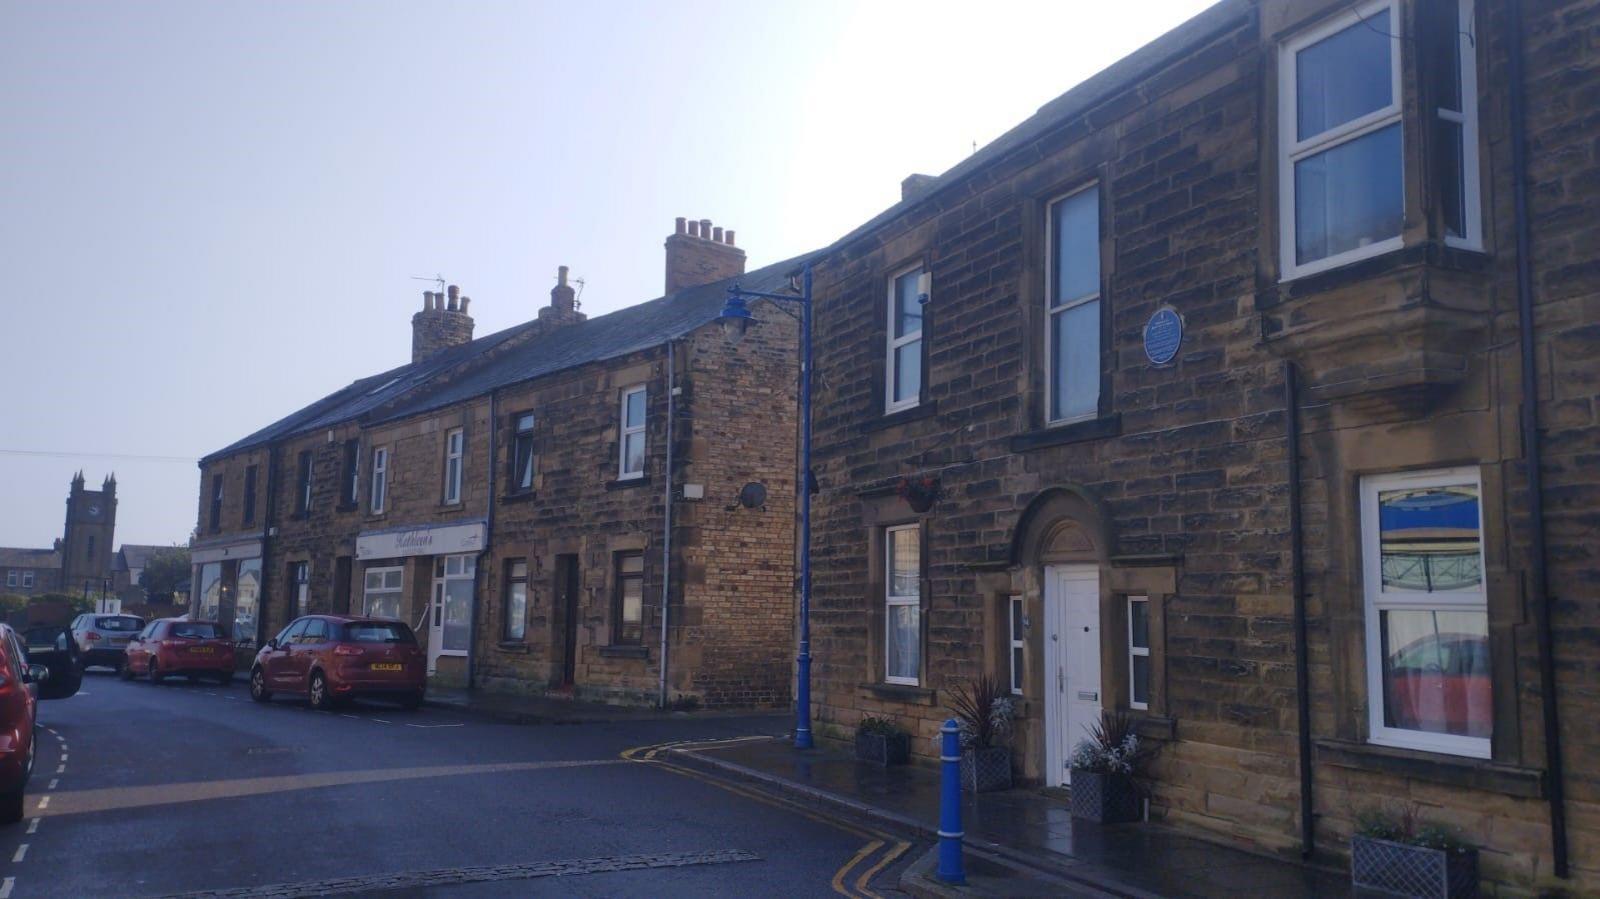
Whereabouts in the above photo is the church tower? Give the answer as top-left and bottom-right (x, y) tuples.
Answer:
(61, 472), (117, 595)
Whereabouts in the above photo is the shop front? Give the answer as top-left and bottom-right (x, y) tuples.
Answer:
(356, 520), (485, 685)
(190, 538), (264, 656)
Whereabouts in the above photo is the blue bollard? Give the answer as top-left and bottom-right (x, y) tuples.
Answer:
(937, 717), (967, 884)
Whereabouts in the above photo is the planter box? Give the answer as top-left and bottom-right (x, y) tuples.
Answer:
(1351, 835), (1478, 899)
(1068, 769), (1141, 824)
(855, 731), (910, 766)
(961, 746), (1013, 793)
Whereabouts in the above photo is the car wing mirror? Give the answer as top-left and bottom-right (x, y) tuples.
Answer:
(25, 664), (48, 684)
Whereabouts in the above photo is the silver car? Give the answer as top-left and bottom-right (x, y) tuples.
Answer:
(69, 614), (145, 671)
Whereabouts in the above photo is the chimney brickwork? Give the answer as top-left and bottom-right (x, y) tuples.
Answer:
(411, 285), (475, 364)
(537, 265), (587, 328)
(664, 215), (746, 294)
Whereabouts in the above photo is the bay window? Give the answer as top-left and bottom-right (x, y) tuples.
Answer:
(1436, 0), (1481, 249)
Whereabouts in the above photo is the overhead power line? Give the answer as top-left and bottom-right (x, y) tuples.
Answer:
(0, 449), (196, 464)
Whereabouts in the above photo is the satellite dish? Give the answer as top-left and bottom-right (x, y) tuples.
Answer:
(738, 482), (768, 509)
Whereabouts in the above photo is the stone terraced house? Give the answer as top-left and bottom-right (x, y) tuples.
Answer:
(192, 219), (803, 708)
(800, 0), (1600, 892)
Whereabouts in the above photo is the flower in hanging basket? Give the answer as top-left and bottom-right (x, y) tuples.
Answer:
(896, 475), (941, 513)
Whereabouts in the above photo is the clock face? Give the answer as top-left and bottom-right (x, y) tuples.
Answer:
(87, 504), (101, 517)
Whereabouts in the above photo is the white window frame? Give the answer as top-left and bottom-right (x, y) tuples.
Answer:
(1278, 0), (1405, 281)
(1128, 595), (1150, 711)
(885, 263), (925, 414)
(618, 385), (647, 480)
(1044, 182), (1102, 426)
(512, 412), (536, 492)
(1008, 595), (1025, 696)
(362, 565), (404, 620)
(1440, 0), (1482, 251)
(1360, 466), (1490, 758)
(443, 428), (464, 504)
(370, 447), (387, 515)
(5, 571), (16, 588)
(884, 523), (921, 686)
(293, 561), (310, 618)
(21, 572), (33, 589)
(433, 553), (475, 657)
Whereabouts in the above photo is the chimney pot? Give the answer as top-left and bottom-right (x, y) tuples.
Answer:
(712, 226), (724, 243)
(447, 284), (460, 311)
(422, 289), (433, 311)
(725, 229), (735, 246)
(664, 217), (747, 293)
(412, 285), (474, 363)
(700, 218), (712, 239)
(675, 217), (687, 235)
(688, 220), (701, 238)
(558, 265), (569, 287)
(460, 296), (470, 314)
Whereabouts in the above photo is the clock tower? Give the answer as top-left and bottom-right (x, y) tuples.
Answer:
(60, 471), (117, 595)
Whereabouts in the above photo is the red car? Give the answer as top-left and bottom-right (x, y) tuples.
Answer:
(250, 615), (425, 710)
(0, 624), (45, 824)
(1385, 632), (1492, 738)
(123, 619), (237, 685)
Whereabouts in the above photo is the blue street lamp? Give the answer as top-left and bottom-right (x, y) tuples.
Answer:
(719, 264), (815, 750)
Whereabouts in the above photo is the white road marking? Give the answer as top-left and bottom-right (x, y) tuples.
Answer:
(404, 723), (465, 729)
(46, 780), (56, 791)
(340, 714), (360, 719)
(24, 819), (37, 835)
(35, 797), (48, 810)
(54, 766), (62, 775)
(59, 756), (67, 764)
(371, 719), (391, 725)
(1, 875), (14, 898)
(12, 844), (26, 863)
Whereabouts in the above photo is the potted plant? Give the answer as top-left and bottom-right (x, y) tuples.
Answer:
(949, 674), (1015, 792)
(855, 716), (910, 766)
(1350, 805), (1479, 899)
(1068, 711), (1152, 824)
(895, 475), (941, 513)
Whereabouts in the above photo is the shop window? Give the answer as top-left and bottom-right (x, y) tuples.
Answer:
(1361, 467), (1490, 758)
(1279, 0), (1404, 279)
(363, 566), (404, 620)
(504, 559), (528, 641)
(235, 558), (261, 648)
(199, 562), (223, 622)
(885, 264), (925, 413)
(885, 524), (921, 685)
(1128, 595), (1150, 711)
(612, 552), (644, 645)
(1046, 184), (1102, 424)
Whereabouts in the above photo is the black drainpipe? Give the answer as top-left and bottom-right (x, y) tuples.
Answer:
(470, 393), (497, 694)
(1506, 0), (1567, 878)
(259, 445), (281, 643)
(1284, 361), (1313, 859)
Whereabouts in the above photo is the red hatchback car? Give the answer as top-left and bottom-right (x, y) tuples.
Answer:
(123, 619), (237, 685)
(250, 616), (425, 710)
(0, 624), (45, 824)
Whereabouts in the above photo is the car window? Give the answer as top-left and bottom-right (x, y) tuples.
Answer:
(300, 620), (328, 643)
(341, 621), (417, 644)
(96, 616), (143, 631)
(5, 634), (24, 683)
(170, 623), (221, 639)
(277, 620), (307, 645)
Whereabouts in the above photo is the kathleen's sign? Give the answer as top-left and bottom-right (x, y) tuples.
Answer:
(1143, 306), (1183, 366)
(357, 521), (486, 560)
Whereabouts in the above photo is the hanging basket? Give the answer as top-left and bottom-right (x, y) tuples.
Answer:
(896, 475), (941, 513)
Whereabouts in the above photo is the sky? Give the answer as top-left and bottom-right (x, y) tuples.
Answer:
(0, 0), (1214, 549)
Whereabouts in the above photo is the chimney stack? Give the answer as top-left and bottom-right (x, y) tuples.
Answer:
(901, 173), (938, 202)
(664, 214), (747, 294)
(537, 265), (587, 328)
(411, 284), (475, 364)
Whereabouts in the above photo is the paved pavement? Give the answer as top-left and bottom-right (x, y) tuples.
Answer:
(2, 672), (918, 897)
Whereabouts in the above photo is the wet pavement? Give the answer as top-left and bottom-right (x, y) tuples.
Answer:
(679, 737), (1353, 898)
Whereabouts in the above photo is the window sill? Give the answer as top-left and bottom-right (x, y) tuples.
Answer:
(606, 477), (651, 491)
(499, 490), (537, 505)
(1314, 738), (1544, 799)
(858, 401), (938, 436)
(1260, 242), (1490, 310)
(598, 644), (648, 659)
(438, 501), (466, 511)
(1009, 414), (1121, 453)
(858, 682), (937, 706)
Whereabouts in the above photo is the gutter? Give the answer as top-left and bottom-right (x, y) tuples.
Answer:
(1506, 0), (1568, 878)
(1284, 361), (1313, 859)
(658, 340), (677, 709)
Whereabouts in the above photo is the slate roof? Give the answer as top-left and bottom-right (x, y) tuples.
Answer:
(205, 251), (815, 460)
(0, 548), (61, 570)
(823, 0), (1246, 255)
(115, 544), (174, 572)
(372, 251), (815, 426)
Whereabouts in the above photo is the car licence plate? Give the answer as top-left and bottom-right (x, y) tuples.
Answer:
(371, 663), (402, 671)
(189, 647), (214, 654)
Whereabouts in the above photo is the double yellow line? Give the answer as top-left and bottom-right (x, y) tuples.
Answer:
(621, 738), (913, 898)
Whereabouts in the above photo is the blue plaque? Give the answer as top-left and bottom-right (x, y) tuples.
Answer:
(1143, 307), (1182, 366)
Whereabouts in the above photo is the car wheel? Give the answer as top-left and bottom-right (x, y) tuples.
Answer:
(148, 659), (163, 684)
(118, 663), (134, 682)
(249, 668), (271, 703)
(309, 672), (334, 711)
(400, 691), (424, 711)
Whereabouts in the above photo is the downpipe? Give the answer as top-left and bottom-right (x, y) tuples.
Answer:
(658, 340), (676, 709)
(1285, 361), (1313, 859)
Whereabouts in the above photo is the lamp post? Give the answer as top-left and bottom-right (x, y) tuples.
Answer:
(719, 264), (815, 750)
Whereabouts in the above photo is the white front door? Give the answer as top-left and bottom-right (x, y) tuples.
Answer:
(428, 554), (475, 675)
(428, 578), (445, 675)
(1044, 564), (1102, 788)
